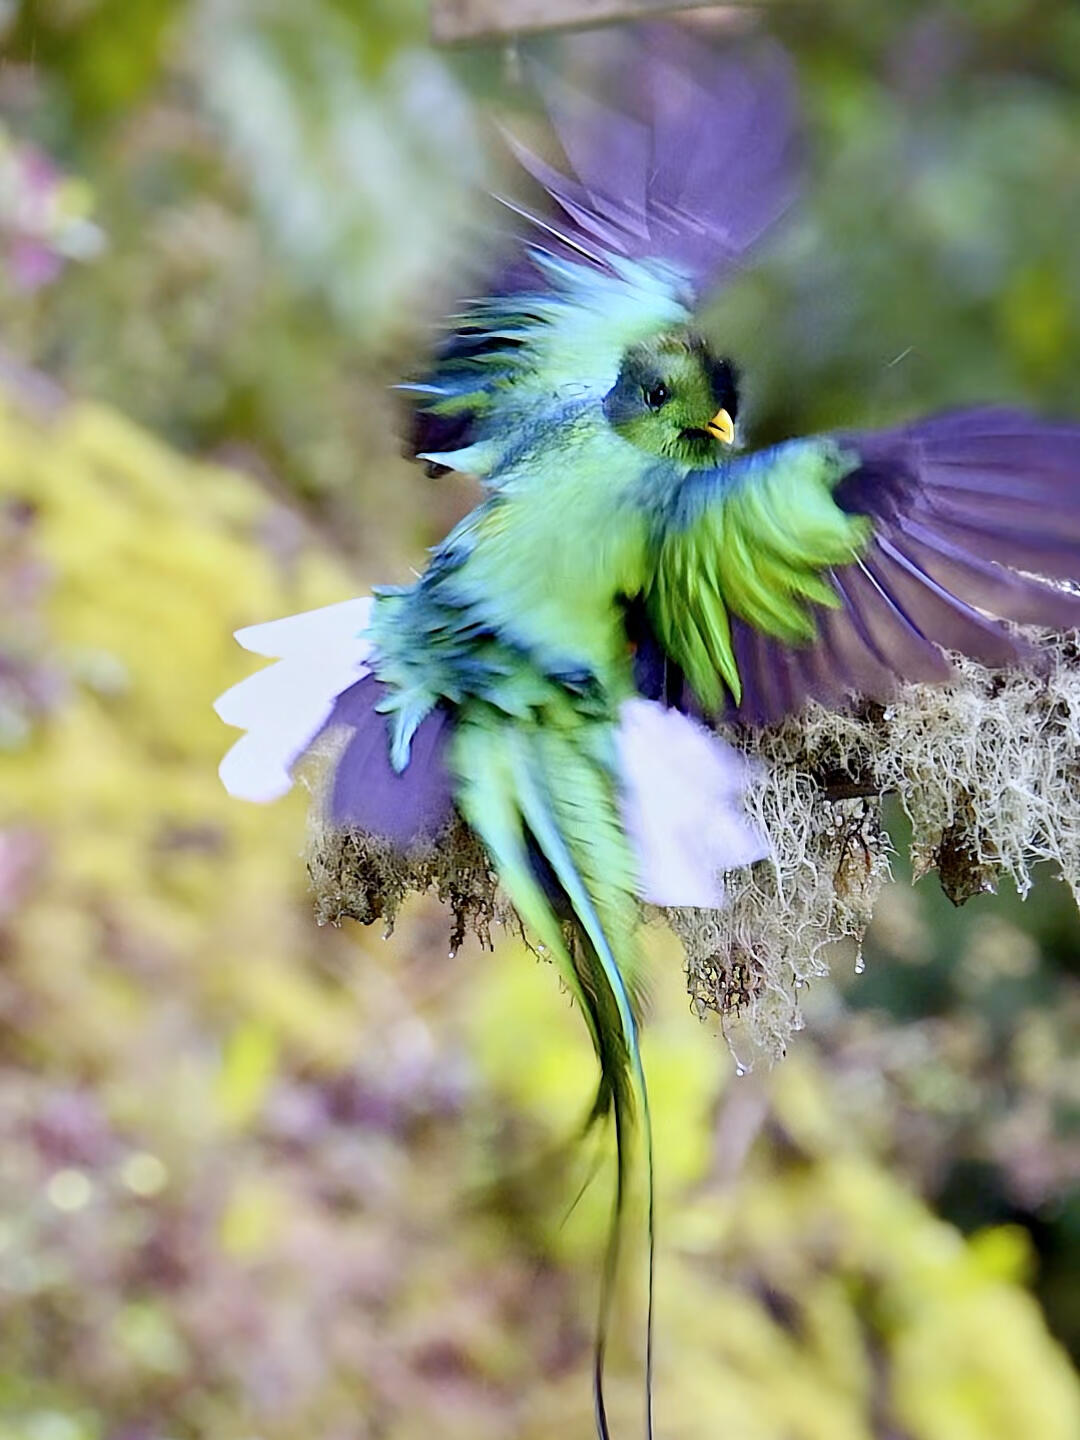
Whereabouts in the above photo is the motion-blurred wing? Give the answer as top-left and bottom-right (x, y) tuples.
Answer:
(513, 25), (799, 297)
(215, 597), (456, 844)
(645, 409), (1080, 727)
(405, 26), (799, 479)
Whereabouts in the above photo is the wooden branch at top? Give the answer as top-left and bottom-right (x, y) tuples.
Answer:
(431, 0), (739, 44)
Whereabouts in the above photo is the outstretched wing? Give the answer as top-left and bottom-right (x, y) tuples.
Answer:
(509, 25), (798, 299)
(405, 26), (799, 479)
(645, 409), (1080, 727)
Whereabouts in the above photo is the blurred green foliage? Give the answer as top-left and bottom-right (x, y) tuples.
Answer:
(0, 1), (1079, 1436)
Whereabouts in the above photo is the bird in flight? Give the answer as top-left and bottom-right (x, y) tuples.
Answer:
(215, 26), (1080, 1438)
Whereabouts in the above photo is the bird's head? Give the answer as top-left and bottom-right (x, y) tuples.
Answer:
(602, 332), (740, 466)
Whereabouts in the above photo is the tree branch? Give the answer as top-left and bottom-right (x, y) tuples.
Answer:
(431, 0), (740, 44)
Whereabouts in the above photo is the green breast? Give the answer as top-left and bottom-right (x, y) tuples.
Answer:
(454, 419), (656, 698)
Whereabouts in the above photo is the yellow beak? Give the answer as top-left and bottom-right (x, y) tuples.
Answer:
(706, 408), (736, 446)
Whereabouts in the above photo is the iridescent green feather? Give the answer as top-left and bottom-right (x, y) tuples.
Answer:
(450, 703), (654, 1438)
(411, 254), (691, 481)
(647, 439), (872, 708)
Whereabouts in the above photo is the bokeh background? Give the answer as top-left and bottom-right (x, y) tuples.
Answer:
(2, 2), (1080, 1437)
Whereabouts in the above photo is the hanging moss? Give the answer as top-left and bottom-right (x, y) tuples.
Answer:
(309, 633), (1080, 1060)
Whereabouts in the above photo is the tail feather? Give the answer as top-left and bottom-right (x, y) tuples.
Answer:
(452, 716), (654, 1440)
(512, 740), (654, 1440)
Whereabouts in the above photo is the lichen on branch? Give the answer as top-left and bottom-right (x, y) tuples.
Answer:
(308, 632), (1080, 1059)
(679, 633), (1080, 1055)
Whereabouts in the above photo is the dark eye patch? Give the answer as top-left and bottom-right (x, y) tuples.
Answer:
(643, 382), (670, 410)
(706, 355), (740, 419)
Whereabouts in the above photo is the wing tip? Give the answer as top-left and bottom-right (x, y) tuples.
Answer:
(218, 738), (294, 804)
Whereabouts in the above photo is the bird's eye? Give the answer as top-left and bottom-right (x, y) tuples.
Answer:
(643, 383), (670, 410)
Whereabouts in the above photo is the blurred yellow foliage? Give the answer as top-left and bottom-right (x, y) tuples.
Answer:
(0, 390), (364, 1080)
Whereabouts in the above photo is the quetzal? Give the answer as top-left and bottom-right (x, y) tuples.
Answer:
(214, 26), (1080, 1439)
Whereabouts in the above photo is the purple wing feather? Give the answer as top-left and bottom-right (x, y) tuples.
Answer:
(518, 26), (800, 295)
(214, 598), (456, 848)
(726, 408), (1080, 727)
(323, 676), (455, 846)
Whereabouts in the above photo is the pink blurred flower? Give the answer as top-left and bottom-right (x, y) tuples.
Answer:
(0, 125), (104, 291)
